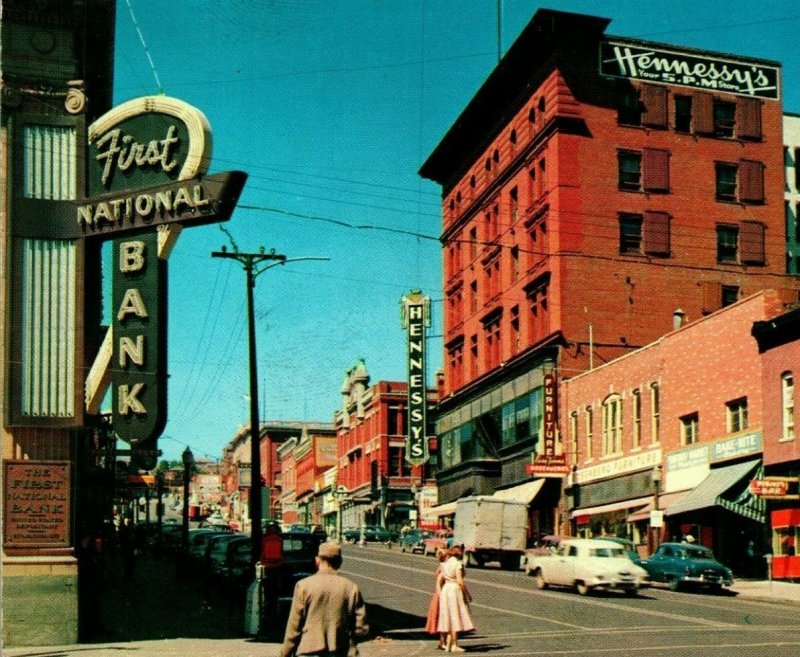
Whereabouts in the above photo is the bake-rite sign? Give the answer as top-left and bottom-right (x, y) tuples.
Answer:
(82, 96), (247, 445)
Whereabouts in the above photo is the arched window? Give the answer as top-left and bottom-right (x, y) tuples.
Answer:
(782, 371), (795, 441)
(602, 394), (623, 455)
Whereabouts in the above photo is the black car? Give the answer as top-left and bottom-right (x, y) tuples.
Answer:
(209, 535), (254, 588)
(639, 542), (733, 592)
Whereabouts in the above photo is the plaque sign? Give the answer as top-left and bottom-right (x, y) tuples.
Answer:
(4, 461), (71, 548)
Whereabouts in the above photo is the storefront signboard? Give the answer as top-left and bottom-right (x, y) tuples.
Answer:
(3, 461), (70, 548)
(529, 372), (569, 476)
(401, 291), (430, 466)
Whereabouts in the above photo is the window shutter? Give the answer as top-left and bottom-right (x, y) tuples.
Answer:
(642, 84), (668, 128)
(701, 281), (722, 315)
(739, 160), (764, 203)
(643, 148), (670, 192)
(643, 211), (670, 256)
(741, 221), (766, 265)
(693, 92), (714, 134)
(737, 97), (762, 140)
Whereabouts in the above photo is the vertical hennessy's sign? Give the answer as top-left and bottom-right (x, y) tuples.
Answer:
(401, 291), (430, 466)
(84, 96), (246, 444)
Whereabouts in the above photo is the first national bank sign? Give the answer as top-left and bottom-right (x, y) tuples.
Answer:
(84, 96), (246, 444)
(600, 40), (779, 99)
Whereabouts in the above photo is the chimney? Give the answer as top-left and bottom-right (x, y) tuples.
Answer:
(673, 308), (686, 330)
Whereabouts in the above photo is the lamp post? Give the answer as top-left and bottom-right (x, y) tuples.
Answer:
(182, 446), (194, 551)
(212, 246), (328, 565)
(651, 463), (663, 551)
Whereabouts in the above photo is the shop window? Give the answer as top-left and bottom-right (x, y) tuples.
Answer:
(716, 224), (739, 263)
(681, 412), (699, 445)
(650, 383), (660, 443)
(726, 398), (748, 433)
(602, 394), (623, 455)
(782, 372), (795, 441)
(674, 95), (692, 133)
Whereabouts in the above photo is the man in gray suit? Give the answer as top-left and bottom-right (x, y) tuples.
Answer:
(280, 541), (369, 657)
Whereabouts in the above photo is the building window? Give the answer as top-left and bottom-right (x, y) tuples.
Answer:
(717, 225), (739, 263)
(675, 95), (692, 132)
(585, 407), (594, 459)
(388, 446), (410, 477)
(469, 280), (478, 315)
(602, 394), (623, 456)
(650, 383), (660, 443)
(469, 226), (478, 260)
(782, 372), (795, 441)
(727, 398), (748, 434)
(483, 314), (501, 371)
(570, 411), (579, 466)
(469, 334), (479, 378)
(618, 86), (642, 126)
(510, 305), (520, 354)
(511, 246), (520, 282)
(721, 285), (740, 308)
(510, 186), (519, 222)
(447, 342), (464, 390)
(740, 221), (766, 265)
(620, 213), (643, 253)
(681, 413), (699, 445)
(619, 151), (642, 190)
(713, 99), (736, 137)
(632, 388), (642, 448)
(716, 163), (737, 200)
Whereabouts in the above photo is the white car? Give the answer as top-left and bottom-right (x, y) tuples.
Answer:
(525, 538), (649, 596)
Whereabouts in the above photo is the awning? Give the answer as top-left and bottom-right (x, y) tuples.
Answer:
(666, 459), (761, 517)
(570, 495), (652, 519)
(626, 491), (688, 523)
(492, 479), (546, 504)
(422, 501), (457, 518)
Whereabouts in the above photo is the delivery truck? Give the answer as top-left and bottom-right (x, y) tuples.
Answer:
(453, 496), (528, 570)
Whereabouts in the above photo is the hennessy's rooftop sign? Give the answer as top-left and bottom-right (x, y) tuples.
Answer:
(600, 40), (780, 100)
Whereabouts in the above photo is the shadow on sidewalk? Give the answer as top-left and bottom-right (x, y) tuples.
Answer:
(84, 549), (248, 643)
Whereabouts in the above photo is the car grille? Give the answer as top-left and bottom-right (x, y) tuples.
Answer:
(702, 570), (722, 583)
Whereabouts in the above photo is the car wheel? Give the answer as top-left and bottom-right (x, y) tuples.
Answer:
(576, 581), (590, 596)
(668, 578), (681, 592)
(535, 571), (547, 590)
(709, 583), (723, 595)
(346, 536), (356, 544)
(400, 545), (406, 552)
(624, 588), (638, 597)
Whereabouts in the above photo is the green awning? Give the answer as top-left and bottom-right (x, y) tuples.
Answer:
(666, 459), (761, 518)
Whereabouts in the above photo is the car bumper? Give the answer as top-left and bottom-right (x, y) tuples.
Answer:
(681, 574), (733, 587)
(590, 576), (646, 591)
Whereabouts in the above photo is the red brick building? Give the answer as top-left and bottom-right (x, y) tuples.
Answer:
(562, 290), (789, 575)
(335, 360), (437, 533)
(752, 305), (800, 578)
(419, 9), (800, 533)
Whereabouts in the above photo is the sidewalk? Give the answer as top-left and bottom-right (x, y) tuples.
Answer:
(730, 577), (800, 604)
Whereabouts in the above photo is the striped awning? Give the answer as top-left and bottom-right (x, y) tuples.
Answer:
(666, 459), (761, 517)
(570, 495), (652, 519)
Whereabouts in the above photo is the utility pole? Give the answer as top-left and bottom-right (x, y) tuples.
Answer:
(212, 245), (328, 565)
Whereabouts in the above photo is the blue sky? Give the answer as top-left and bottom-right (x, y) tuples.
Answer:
(111, 1), (800, 463)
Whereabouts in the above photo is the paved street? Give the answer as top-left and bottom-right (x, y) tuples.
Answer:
(6, 542), (800, 657)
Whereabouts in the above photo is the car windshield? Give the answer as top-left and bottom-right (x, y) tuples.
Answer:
(680, 546), (715, 560)
(588, 547), (626, 558)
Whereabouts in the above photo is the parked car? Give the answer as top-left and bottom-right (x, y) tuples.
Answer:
(400, 529), (431, 553)
(593, 536), (640, 562)
(638, 542), (733, 592)
(187, 529), (232, 568)
(285, 524), (328, 541)
(423, 529), (454, 557)
(341, 525), (395, 543)
(209, 535), (253, 588)
(202, 533), (246, 578)
(525, 538), (649, 596)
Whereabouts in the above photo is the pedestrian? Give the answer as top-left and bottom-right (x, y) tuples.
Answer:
(280, 541), (369, 657)
(437, 545), (474, 653)
(425, 548), (450, 650)
(118, 516), (136, 580)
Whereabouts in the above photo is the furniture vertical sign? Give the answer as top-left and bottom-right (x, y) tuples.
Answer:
(402, 291), (430, 466)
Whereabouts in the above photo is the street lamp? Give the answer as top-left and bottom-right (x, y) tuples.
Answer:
(182, 446), (195, 551)
(651, 463), (663, 551)
(212, 245), (328, 565)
